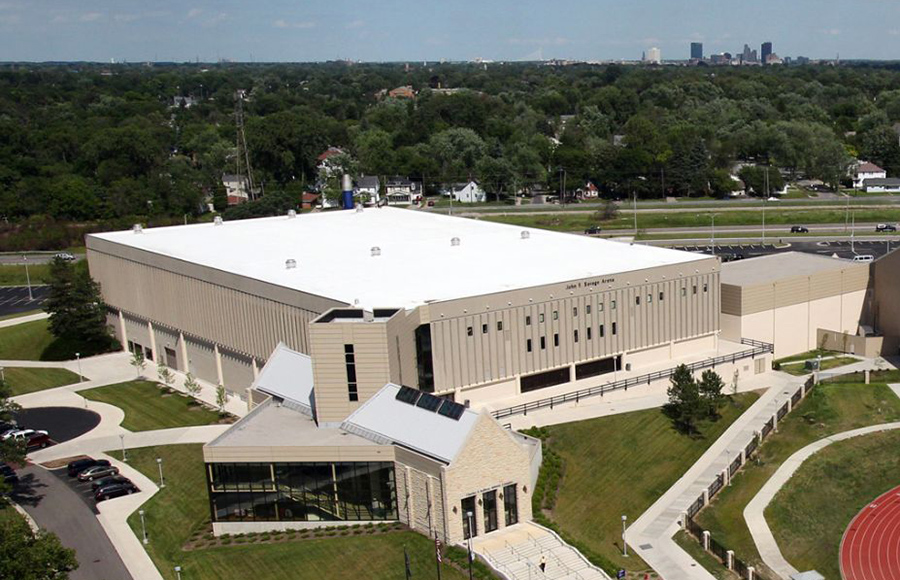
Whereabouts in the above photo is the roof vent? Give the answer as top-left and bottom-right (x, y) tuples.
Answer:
(214, 216), (223, 226)
(356, 205), (364, 213)
(521, 231), (530, 239)
(371, 246), (381, 257)
(287, 209), (297, 219)
(451, 237), (461, 247)
(132, 224), (143, 234)
(285, 259), (297, 270)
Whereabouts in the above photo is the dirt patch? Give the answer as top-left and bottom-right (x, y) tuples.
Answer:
(183, 521), (408, 551)
(40, 454), (91, 469)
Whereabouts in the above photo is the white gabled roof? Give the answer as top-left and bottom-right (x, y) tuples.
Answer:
(89, 207), (707, 311)
(252, 343), (315, 411)
(341, 384), (480, 464)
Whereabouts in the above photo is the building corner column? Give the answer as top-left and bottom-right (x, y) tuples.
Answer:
(179, 332), (189, 373)
(214, 344), (224, 387)
(118, 311), (128, 351)
(148, 322), (157, 363)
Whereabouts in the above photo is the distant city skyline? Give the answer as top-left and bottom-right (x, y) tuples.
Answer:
(0, 0), (898, 63)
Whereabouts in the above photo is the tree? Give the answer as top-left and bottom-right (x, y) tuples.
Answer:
(593, 199), (619, 222)
(44, 257), (77, 340)
(184, 373), (201, 399)
(215, 383), (227, 415)
(44, 258), (115, 354)
(698, 369), (727, 418)
(738, 166), (784, 197)
(157, 361), (175, 391)
(130, 349), (146, 379)
(0, 379), (25, 494)
(429, 128), (486, 181)
(0, 516), (78, 580)
(664, 364), (704, 435)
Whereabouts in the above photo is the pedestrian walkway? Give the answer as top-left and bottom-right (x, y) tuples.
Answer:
(744, 419), (900, 580)
(0, 311), (48, 328)
(626, 357), (894, 580)
(472, 521), (611, 580)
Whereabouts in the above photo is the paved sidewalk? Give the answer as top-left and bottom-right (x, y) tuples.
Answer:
(745, 416), (900, 579)
(0, 311), (48, 328)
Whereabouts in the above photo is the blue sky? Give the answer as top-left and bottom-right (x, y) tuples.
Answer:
(1, 0), (899, 62)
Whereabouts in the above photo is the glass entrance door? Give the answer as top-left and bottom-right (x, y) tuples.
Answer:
(483, 490), (498, 533)
(503, 483), (518, 526)
(461, 496), (477, 539)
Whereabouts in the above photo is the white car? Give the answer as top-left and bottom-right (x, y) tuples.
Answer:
(766, 196), (781, 202)
(1, 428), (48, 441)
(54, 252), (76, 262)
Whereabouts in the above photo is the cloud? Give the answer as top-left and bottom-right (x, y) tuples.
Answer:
(507, 36), (569, 46)
(274, 19), (316, 29)
(345, 19), (364, 29)
(890, 29), (900, 36)
(186, 8), (202, 19)
(80, 12), (102, 22)
(201, 12), (228, 27)
(822, 28), (841, 36)
(113, 11), (170, 23)
(0, 13), (19, 24)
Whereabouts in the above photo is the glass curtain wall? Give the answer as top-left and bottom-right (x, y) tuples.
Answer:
(207, 461), (397, 523)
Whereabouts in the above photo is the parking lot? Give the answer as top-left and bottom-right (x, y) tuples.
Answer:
(670, 239), (897, 261)
(0, 285), (48, 317)
(14, 407), (101, 446)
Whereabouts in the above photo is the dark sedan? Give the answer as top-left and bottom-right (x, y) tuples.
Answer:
(790, 226), (809, 233)
(94, 481), (139, 502)
(91, 475), (132, 492)
(67, 458), (110, 478)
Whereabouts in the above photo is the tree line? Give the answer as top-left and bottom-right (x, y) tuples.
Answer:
(3, 61), (900, 227)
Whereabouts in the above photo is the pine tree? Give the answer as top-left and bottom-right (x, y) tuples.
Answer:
(698, 369), (727, 418)
(44, 257), (76, 339)
(664, 364), (704, 434)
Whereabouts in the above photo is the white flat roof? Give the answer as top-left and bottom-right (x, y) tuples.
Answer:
(91, 208), (707, 310)
(252, 343), (314, 410)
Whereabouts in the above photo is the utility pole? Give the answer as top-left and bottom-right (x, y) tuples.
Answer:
(851, 211), (855, 254)
(762, 197), (767, 246)
(633, 191), (638, 234)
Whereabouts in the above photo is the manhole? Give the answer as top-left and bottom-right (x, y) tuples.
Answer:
(639, 543), (653, 550)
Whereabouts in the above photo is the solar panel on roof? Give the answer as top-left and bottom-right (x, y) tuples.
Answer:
(395, 386), (422, 406)
(415, 392), (442, 412)
(437, 400), (465, 421)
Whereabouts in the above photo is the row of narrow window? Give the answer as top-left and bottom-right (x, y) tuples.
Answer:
(465, 283), (708, 337)
(525, 322), (618, 352)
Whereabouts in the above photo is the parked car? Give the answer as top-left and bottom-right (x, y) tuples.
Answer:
(426, 200), (435, 207)
(0, 462), (17, 485)
(67, 458), (110, 478)
(78, 464), (119, 482)
(584, 226), (602, 235)
(91, 475), (132, 492)
(875, 223), (897, 232)
(25, 431), (51, 450)
(852, 254), (875, 263)
(54, 252), (76, 262)
(2, 428), (47, 443)
(94, 481), (139, 502)
(790, 226), (809, 233)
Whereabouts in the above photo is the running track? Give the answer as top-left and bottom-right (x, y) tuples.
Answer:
(840, 484), (900, 580)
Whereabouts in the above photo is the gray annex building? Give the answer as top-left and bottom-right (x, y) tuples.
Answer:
(86, 207), (723, 412)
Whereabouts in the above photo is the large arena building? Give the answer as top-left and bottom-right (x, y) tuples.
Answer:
(86, 207), (728, 413)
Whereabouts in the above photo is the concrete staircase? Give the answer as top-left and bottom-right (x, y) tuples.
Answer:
(472, 522), (611, 580)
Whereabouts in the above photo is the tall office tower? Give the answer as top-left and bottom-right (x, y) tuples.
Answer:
(691, 42), (703, 60)
(761, 42), (773, 65)
(645, 47), (662, 64)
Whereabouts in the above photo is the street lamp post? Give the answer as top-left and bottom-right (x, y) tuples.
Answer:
(466, 511), (474, 580)
(0, 367), (5, 383)
(762, 197), (767, 245)
(157, 457), (166, 488)
(23, 255), (33, 301)
(621, 515), (628, 557)
(710, 214), (718, 255)
(138, 509), (148, 545)
(75, 352), (83, 382)
(120, 433), (127, 462)
(174, 566), (182, 580)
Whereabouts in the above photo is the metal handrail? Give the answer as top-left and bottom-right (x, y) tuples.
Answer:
(492, 339), (773, 419)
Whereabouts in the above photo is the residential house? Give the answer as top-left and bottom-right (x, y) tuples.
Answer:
(385, 177), (420, 205)
(449, 181), (486, 203)
(356, 175), (381, 205)
(222, 174), (250, 206)
(576, 181), (600, 200)
(301, 192), (320, 210)
(854, 161), (887, 188)
(388, 85), (416, 99)
(172, 96), (197, 108)
(863, 178), (900, 194)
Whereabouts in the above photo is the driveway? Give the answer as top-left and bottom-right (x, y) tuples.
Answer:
(12, 464), (133, 580)
(15, 407), (101, 444)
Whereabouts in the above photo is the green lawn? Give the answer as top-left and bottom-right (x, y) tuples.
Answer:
(695, 382), (900, 575)
(541, 392), (760, 573)
(5, 367), (81, 396)
(0, 309), (44, 321)
(0, 318), (115, 361)
(0, 263), (51, 287)
(779, 356), (858, 376)
(767, 430), (900, 579)
(774, 349), (838, 365)
(118, 445), (470, 580)
(82, 381), (223, 431)
(481, 208), (900, 233)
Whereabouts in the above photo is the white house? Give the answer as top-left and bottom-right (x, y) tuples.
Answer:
(863, 178), (900, 193)
(576, 181), (600, 200)
(854, 161), (887, 188)
(222, 174), (250, 206)
(385, 177), (420, 205)
(450, 181), (486, 203)
(356, 175), (380, 205)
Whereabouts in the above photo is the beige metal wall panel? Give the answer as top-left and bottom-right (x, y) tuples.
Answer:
(203, 444), (395, 464)
(87, 246), (342, 361)
(153, 324), (181, 368)
(122, 313), (152, 350)
(720, 284), (742, 316)
(873, 250), (900, 338)
(220, 349), (255, 396)
(773, 277), (810, 309)
(808, 270), (843, 301)
(841, 265), (870, 293)
(429, 261), (720, 393)
(185, 337), (219, 386)
(738, 285), (775, 315)
(842, 289), (867, 335)
(721, 313), (741, 343)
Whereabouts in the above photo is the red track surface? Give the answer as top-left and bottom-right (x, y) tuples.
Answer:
(840, 484), (900, 580)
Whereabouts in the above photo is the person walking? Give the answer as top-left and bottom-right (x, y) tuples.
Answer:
(539, 554), (547, 573)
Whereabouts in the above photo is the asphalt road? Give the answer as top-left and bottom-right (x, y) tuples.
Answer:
(11, 465), (133, 580)
(669, 239), (897, 261)
(0, 285), (48, 316)
(14, 407), (101, 444)
(0, 253), (84, 265)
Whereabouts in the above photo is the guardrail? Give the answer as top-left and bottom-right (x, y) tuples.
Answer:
(492, 338), (774, 420)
